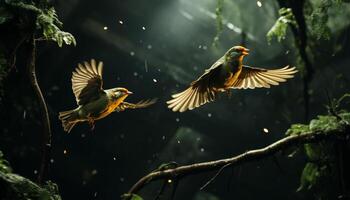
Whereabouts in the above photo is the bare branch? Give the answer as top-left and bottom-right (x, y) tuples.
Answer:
(126, 127), (349, 196)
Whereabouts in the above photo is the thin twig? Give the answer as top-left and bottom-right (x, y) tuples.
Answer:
(126, 127), (349, 197)
(27, 36), (52, 184)
(200, 163), (231, 190)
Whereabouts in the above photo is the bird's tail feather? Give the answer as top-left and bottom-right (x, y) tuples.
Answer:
(58, 109), (77, 133)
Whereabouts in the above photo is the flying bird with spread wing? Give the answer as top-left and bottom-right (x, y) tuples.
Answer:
(167, 46), (297, 112)
(59, 59), (156, 133)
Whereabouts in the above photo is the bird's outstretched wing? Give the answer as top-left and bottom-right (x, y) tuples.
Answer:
(231, 65), (297, 89)
(114, 99), (157, 112)
(167, 57), (224, 112)
(71, 59), (104, 105)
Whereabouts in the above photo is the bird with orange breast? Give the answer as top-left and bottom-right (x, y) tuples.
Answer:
(59, 59), (156, 132)
(167, 46), (297, 112)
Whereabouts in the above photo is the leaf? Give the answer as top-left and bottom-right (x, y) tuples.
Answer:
(0, 7), (14, 24)
(297, 162), (320, 191)
(285, 124), (309, 136)
(266, 8), (296, 43)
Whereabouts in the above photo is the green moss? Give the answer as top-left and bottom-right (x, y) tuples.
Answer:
(0, 150), (62, 200)
(266, 8), (296, 43)
(285, 124), (309, 136)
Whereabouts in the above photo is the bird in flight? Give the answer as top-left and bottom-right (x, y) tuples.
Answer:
(167, 46), (297, 112)
(59, 59), (156, 133)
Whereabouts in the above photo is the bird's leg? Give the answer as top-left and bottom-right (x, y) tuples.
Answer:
(88, 118), (95, 131)
(226, 90), (233, 99)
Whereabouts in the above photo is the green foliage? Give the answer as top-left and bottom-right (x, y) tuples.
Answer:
(306, 0), (344, 40)
(0, 150), (12, 173)
(212, 0), (224, 46)
(36, 7), (76, 47)
(285, 124), (309, 136)
(0, 7), (13, 24)
(266, 8), (296, 43)
(3, 0), (76, 47)
(0, 150), (62, 200)
(286, 108), (349, 194)
(121, 193), (144, 200)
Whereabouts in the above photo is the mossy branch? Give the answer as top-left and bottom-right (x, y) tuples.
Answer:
(125, 122), (349, 198)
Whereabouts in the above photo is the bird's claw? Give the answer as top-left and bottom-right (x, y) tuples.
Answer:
(88, 118), (95, 131)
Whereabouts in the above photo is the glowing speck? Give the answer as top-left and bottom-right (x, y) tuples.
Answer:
(198, 45), (202, 49)
(177, 140), (181, 144)
(34, 170), (38, 174)
(63, 149), (68, 154)
(118, 20), (123, 24)
(257, 1), (262, 7)
(91, 169), (98, 175)
(208, 113), (212, 117)
(168, 179), (172, 183)
(200, 148), (205, 152)
(196, 137), (201, 141)
(113, 157), (117, 161)
(133, 72), (138, 76)
(94, 192), (98, 197)
(162, 135), (166, 140)
(263, 128), (269, 133)
(142, 26), (146, 30)
(153, 78), (157, 83)
(203, 45), (208, 50)
(130, 51), (135, 56)
(81, 133), (86, 138)
(120, 177), (125, 182)
(50, 159), (54, 163)
(147, 44), (152, 49)
(175, 118), (180, 122)
(103, 26), (108, 30)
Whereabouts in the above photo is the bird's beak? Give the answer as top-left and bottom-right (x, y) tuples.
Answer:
(126, 91), (133, 95)
(242, 48), (250, 55)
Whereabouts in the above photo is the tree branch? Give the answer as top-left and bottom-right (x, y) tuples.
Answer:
(27, 36), (52, 184)
(126, 127), (349, 196)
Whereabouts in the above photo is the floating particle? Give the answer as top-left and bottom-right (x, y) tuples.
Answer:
(34, 170), (38, 174)
(23, 110), (26, 119)
(133, 72), (138, 76)
(208, 113), (212, 117)
(113, 157), (117, 161)
(198, 45), (202, 49)
(94, 192), (98, 197)
(63, 149), (68, 154)
(162, 135), (166, 140)
(142, 26), (146, 30)
(177, 140), (181, 144)
(144, 60), (148, 72)
(203, 45), (208, 50)
(130, 51), (135, 56)
(120, 177), (125, 182)
(103, 26), (108, 30)
(257, 1), (262, 7)
(120, 134), (125, 139)
(91, 169), (98, 175)
(81, 133), (86, 138)
(147, 44), (152, 49)
(153, 78), (157, 83)
(196, 137), (201, 141)
(168, 179), (172, 183)
(200, 148), (205, 152)
(50, 159), (54, 163)
(118, 20), (123, 24)
(175, 118), (180, 122)
(263, 128), (269, 134)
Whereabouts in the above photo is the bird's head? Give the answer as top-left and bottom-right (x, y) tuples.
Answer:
(110, 87), (133, 100)
(226, 46), (250, 61)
